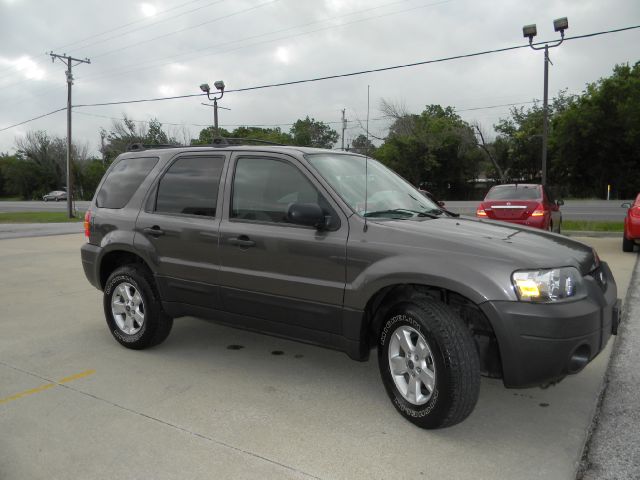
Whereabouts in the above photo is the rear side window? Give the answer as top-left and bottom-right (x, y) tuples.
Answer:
(155, 156), (224, 217)
(96, 157), (158, 209)
(485, 185), (541, 200)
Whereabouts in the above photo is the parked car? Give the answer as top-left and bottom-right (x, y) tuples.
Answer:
(81, 144), (620, 429)
(622, 194), (640, 252)
(476, 183), (563, 233)
(43, 190), (67, 202)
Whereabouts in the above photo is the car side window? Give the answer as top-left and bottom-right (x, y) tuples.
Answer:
(155, 156), (224, 217)
(231, 157), (334, 226)
(96, 157), (158, 209)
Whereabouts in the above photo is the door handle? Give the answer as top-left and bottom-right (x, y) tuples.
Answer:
(143, 226), (165, 237)
(228, 235), (255, 248)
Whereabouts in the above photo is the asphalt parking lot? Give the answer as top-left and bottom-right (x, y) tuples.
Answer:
(0, 234), (636, 480)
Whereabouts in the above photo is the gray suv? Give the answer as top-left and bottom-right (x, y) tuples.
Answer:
(81, 144), (621, 429)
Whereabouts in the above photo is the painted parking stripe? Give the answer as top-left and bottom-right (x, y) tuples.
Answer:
(0, 369), (95, 405)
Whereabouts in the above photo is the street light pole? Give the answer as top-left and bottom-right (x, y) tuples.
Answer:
(200, 81), (225, 140)
(522, 17), (568, 186)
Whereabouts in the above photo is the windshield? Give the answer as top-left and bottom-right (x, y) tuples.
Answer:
(306, 153), (440, 218)
(485, 185), (541, 200)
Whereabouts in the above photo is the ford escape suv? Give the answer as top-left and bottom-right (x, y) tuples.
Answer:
(81, 143), (621, 429)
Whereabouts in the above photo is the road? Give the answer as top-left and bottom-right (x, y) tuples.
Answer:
(0, 200), (91, 213)
(443, 200), (630, 222)
(0, 200), (630, 222)
(0, 234), (636, 480)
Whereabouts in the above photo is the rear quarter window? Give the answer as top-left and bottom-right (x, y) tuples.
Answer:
(96, 157), (158, 209)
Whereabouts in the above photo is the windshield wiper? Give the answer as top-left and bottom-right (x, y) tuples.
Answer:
(427, 207), (460, 218)
(364, 208), (441, 219)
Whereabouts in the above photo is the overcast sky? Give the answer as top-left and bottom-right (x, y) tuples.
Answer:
(0, 0), (638, 156)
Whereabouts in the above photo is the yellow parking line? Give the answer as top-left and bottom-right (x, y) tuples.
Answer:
(0, 369), (95, 405)
(58, 369), (96, 384)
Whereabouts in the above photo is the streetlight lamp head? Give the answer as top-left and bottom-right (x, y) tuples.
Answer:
(214, 80), (225, 92)
(553, 17), (568, 33)
(522, 24), (537, 40)
(199, 83), (210, 93)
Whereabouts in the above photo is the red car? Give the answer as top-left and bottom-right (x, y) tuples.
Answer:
(622, 194), (640, 252)
(476, 184), (563, 232)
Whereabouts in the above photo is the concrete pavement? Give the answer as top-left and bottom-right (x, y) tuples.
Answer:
(0, 234), (635, 480)
(580, 253), (640, 479)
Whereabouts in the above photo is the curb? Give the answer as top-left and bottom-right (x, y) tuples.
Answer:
(563, 231), (622, 238)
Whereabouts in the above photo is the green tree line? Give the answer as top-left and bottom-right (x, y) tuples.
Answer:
(1, 62), (638, 201)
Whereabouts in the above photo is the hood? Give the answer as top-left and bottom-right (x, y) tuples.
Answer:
(369, 215), (597, 274)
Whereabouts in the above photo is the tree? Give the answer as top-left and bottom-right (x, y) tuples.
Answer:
(550, 62), (640, 198)
(349, 134), (376, 155)
(191, 126), (292, 145)
(290, 117), (339, 148)
(100, 115), (179, 162)
(375, 104), (480, 198)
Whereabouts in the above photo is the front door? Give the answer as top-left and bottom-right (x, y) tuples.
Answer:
(217, 153), (348, 335)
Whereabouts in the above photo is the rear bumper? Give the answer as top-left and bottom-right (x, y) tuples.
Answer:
(480, 261), (619, 388)
(486, 216), (546, 229)
(81, 243), (102, 290)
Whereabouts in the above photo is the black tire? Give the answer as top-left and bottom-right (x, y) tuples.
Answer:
(378, 295), (480, 429)
(556, 220), (562, 234)
(103, 265), (173, 349)
(623, 235), (634, 252)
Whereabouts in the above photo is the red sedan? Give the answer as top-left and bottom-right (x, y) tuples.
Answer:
(622, 194), (640, 252)
(476, 184), (563, 232)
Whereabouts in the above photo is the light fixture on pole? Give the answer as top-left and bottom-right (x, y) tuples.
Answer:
(200, 81), (225, 138)
(522, 17), (568, 186)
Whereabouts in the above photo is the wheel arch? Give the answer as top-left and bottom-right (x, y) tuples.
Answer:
(361, 283), (503, 379)
(99, 248), (152, 290)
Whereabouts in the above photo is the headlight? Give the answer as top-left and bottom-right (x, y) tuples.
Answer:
(512, 267), (584, 302)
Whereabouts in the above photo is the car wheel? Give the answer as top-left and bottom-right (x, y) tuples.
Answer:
(623, 236), (634, 252)
(44, 198), (48, 202)
(377, 295), (480, 429)
(103, 265), (173, 349)
(55, 198), (60, 202)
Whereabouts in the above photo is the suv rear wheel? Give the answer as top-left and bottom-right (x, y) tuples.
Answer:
(103, 265), (173, 349)
(378, 296), (480, 429)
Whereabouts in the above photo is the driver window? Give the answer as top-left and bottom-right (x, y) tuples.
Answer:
(231, 157), (331, 225)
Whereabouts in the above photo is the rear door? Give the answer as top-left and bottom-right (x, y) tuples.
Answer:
(217, 153), (349, 335)
(134, 153), (227, 309)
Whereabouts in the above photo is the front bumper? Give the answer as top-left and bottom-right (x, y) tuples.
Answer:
(480, 261), (619, 388)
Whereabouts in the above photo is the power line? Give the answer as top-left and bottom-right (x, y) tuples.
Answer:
(79, 0), (451, 82)
(0, 0), (214, 81)
(90, 0), (280, 61)
(0, 107), (66, 133)
(2, 25), (637, 133)
(73, 24), (640, 108)
(61, 0), (224, 53)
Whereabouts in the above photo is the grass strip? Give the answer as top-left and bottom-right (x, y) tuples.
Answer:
(563, 220), (624, 232)
(0, 211), (84, 223)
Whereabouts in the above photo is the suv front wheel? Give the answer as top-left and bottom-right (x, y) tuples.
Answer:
(378, 296), (480, 429)
(103, 265), (173, 349)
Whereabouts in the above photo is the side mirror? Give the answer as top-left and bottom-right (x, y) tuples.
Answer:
(621, 202), (631, 209)
(286, 203), (326, 229)
(437, 200), (446, 207)
(556, 199), (564, 206)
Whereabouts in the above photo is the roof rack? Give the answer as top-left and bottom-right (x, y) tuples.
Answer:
(210, 137), (285, 147)
(126, 143), (180, 151)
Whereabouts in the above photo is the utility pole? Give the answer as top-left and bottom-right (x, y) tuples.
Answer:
(49, 52), (90, 218)
(341, 108), (347, 151)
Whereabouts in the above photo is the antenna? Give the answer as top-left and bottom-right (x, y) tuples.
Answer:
(364, 85), (370, 232)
